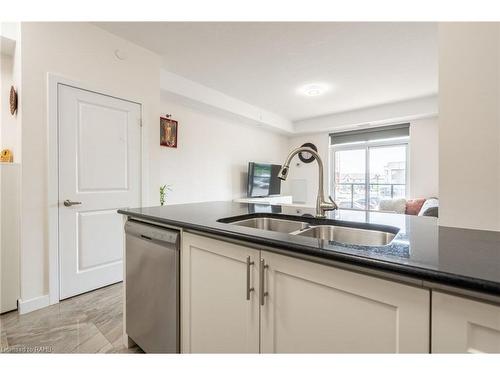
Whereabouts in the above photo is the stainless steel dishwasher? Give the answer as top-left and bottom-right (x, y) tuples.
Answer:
(124, 220), (180, 353)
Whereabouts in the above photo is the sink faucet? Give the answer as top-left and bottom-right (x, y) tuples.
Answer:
(278, 146), (338, 218)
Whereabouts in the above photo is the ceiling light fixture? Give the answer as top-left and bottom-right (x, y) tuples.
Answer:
(297, 83), (331, 97)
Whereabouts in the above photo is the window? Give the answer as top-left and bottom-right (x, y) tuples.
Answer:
(330, 125), (409, 211)
(334, 148), (367, 209)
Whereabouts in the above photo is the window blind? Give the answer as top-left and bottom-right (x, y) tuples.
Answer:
(330, 123), (410, 146)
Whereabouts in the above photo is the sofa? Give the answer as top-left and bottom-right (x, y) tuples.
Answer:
(378, 197), (439, 217)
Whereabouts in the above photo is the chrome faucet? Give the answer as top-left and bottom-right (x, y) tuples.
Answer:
(278, 146), (338, 218)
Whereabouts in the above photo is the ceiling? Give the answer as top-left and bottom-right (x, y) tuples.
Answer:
(96, 22), (438, 122)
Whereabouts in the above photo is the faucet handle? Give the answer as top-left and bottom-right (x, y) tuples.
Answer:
(328, 195), (338, 210)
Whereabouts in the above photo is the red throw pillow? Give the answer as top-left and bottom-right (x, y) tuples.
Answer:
(405, 198), (426, 215)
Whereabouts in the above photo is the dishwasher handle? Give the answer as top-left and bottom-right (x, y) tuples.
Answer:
(125, 220), (179, 247)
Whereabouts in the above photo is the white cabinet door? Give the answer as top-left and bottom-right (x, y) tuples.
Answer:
(181, 233), (260, 353)
(260, 251), (430, 353)
(432, 291), (500, 353)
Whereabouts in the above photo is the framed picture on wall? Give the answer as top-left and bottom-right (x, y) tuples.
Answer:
(160, 116), (178, 148)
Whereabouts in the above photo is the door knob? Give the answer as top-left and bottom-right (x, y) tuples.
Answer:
(63, 199), (82, 207)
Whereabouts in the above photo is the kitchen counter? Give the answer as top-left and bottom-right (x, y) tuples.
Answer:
(118, 201), (500, 297)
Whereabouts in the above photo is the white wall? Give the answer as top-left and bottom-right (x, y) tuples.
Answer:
(439, 23), (500, 231)
(410, 117), (439, 198)
(152, 93), (291, 205)
(1, 55), (20, 159)
(288, 117), (439, 207)
(0, 22), (21, 162)
(20, 22), (161, 302)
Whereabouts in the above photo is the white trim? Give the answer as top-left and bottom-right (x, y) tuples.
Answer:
(161, 69), (293, 134)
(47, 74), (59, 305)
(18, 295), (50, 315)
(47, 73), (145, 307)
(0, 34), (16, 57)
(293, 95), (438, 134)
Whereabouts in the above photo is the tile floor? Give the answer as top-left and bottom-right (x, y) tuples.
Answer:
(0, 283), (143, 353)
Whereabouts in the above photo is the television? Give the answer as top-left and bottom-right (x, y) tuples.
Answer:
(247, 162), (282, 198)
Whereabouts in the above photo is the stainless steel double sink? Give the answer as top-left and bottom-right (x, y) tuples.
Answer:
(222, 216), (397, 247)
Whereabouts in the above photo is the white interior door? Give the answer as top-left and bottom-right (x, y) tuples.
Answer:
(58, 84), (141, 300)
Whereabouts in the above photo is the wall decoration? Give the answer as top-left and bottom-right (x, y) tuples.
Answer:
(298, 142), (318, 163)
(9, 86), (18, 115)
(160, 115), (178, 148)
(0, 149), (13, 163)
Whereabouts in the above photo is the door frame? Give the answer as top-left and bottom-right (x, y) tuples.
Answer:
(47, 73), (147, 305)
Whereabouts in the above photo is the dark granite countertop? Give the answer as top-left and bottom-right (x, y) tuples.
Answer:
(118, 201), (500, 296)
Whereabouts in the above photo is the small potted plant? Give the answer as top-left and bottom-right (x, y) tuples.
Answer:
(159, 184), (172, 206)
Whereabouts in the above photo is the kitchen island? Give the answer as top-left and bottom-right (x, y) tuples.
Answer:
(118, 201), (500, 353)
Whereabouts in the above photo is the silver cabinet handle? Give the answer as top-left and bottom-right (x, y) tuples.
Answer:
(63, 199), (82, 207)
(246, 256), (255, 300)
(260, 258), (269, 306)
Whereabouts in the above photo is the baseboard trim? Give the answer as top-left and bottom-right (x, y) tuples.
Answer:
(18, 295), (50, 315)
